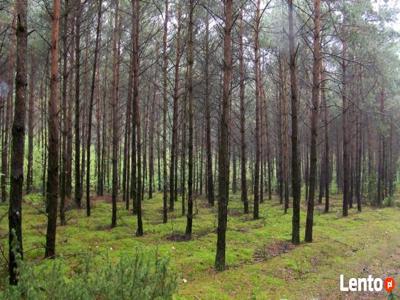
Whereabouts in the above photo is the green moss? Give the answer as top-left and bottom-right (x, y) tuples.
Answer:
(0, 193), (399, 299)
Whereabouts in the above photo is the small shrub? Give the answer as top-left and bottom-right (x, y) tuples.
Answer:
(383, 196), (394, 207)
(0, 249), (177, 300)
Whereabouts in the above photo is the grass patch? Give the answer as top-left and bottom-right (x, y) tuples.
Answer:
(0, 193), (399, 299)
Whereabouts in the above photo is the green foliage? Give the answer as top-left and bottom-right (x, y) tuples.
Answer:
(0, 250), (177, 300)
(383, 196), (394, 207)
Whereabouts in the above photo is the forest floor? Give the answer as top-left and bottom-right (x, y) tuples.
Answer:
(0, 192), (399, 299)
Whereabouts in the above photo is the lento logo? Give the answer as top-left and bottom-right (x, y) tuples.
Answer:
(385, 277), (396, 293)
(340, 275), (396, 293)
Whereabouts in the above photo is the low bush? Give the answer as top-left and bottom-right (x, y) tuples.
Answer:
(383, 196), (394, 207)
(0, 249), (177, 300)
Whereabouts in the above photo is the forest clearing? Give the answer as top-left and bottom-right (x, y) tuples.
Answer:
(1, 0), (400, 299)
(1, 193), (400, 299)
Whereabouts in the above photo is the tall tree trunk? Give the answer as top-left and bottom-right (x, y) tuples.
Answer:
(65, 19), (74, 199)
(86, 0), (102, 217)
(355, 70), (362, 212)
(322, 71), (330, 213)
(181, 86), (187, 216)
(1, 13), (16, 203)
(288, 0), (301, 245)
(96, 69), (102, 196)
(74, 0), (82, 208)
(278, 55), (289, 213)
(162, 0), (169, 223)
(342, 38), (349, 216)
(45, 0), (61, 259)
(26, 58), (35, 194)
(239, 9), (248, 213)
(41, 62), (48, 197)
(60, 0), (70, 225)
(170, 4), (182, 212)
(185, 0), (194, 238)
(8, 0), (27, 284)
(133, 0), (143, 236)
(205, 6), (215, 207)
(111, 0), (120, 228)
(215, 0), (232, 272)
(305, 0), (321, 243)
(99, 53), (108, 197)
(148, 77), (156, 199)
(253, 0), (261, 220)
(377, 88), (385, 207)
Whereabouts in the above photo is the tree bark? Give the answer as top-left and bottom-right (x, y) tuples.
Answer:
(45, 0), (61, 259)
(74, 0), (82, 208)
(279, 55), (289, 214)
(133, 0), (143, 236)
(205, 5), (215, 207)
(162, 0), (169, 224)
(26, 58), (35, 194)
(322, 71), (330, 213)
(253, 0), (261, 220)
(170, 4), (182, 212)
(239, 9), (248, 213)
(288, 0), (301, 245)
(86, 0), (102, 217)
(215, 0), (232, 271)
(8, 0), (27, 284)
(1, 13), (16, 203)
(342, 38), (349, 216)
(60, 0), (70, 225)
(111, 0), (120, 228)
(185, 0), (194, 238)
(305, 0), (321, 243)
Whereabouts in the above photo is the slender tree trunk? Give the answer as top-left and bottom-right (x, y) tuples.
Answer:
(279, 55), (289, 213)
(355, 70), (362, 212)
(111, 0), (120, 228)
(253, 0), (261, 220)
(185, 0), (194, 238)
(86, 0), (102, 217)
(377, 88), (385, 207)
(205, 7), (215, 207)
(239, 9), (248, 213)
(342, 38), (349, 216)
(215, 0), (232, 272)
(181, 87), (187, 216)
(74, 1), (82, 208)
(157, 113), (161, 192)
(60, 0), (70, 225)
(96, 69), (102, 196)
(26, 58), (35, 194)
(45, 0), (61, 259)
(162, 0), (169, 223)
(1, 13), (16, 203)
(65, 20), (74, 199)
(148, 77), (156, 199)
(322, 72), (330, 213)
(170, 4), (182, 212)
(42, 63), (48, 197)
(123, 45), (132, 209)
(99, 54), (108, 197)
(8, 0), (27, 284)
(133, 0), (143, 236)
(232, 150), (237, 194)
(288, 0), (301, 245)
(305, 0), (321, 243)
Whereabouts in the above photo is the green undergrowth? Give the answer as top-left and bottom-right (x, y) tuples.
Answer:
(0, 192), (399, 299)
